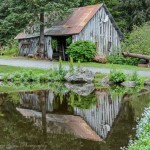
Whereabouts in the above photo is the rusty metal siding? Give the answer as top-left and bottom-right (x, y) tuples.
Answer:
(72, 6), (121, 54)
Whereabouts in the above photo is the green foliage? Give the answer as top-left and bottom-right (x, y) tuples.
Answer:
(77, 60), (81, 69)
(118, 0), (150, 32)
(68, 92), (97, 109)
(1, 68), (67, 83)
(107, 53), (139, 66)
(69, 57), (74, 73)
(2, 39), (19, 56)
(2, 74), (9, 82)
(122, 23), (150, 55)
(51, 39), (58, 50)
(59, 56), (63, 73)
(66, 37), (72, 45)
(109, 70), (126, 83)
(129, 71), (144, 86)
(0, 0), (80, 45)
(66, 40), (96, 62)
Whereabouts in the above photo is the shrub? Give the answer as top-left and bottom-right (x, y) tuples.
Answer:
(66, 40), (96, 62)
(122, 22), (150, 55)
(109, 70), (126, 83)
(3, 39), (19, 56)
(107, 53), (139, 66)
(129, 71), (144, 86)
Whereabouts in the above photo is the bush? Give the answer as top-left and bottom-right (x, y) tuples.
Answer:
(66, 40), (96, 62)
(107, 53), (139, 66)
(109, 70), (126, 83)
(2, 39), (19, 56)
(129, 71), (144, 86)
(122, 22), (150, 55)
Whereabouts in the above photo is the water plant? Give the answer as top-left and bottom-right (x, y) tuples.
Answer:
(69, 57), (74, 73)
(109, 70), (126, 83)
(129, 71), (144, 86)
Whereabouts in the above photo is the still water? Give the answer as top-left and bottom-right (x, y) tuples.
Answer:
(0, 83), (149, 150)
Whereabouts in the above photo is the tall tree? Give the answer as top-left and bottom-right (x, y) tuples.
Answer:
(0, 0), (79, 56)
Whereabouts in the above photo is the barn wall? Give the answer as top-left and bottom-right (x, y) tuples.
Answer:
(72, 6), (121, 54)
(19, 37), (39, 56)
(18, 36), (53, 59)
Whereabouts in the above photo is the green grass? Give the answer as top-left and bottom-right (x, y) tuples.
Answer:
(0, 65), (47, 74)
(0, 56), (150, 71)
(67, 62), (150, 72)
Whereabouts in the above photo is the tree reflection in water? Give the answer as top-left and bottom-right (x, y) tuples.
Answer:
(0, 87), (149, 150)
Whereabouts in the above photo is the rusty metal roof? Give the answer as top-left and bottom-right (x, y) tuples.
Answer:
(45, 4), (103, 36)
(15, 4), (123, 39)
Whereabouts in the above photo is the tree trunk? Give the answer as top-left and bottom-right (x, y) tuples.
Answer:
(122, 52), (150, 60)
(38, 12), (45, 59)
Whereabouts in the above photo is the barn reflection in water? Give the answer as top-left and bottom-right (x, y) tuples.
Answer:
(18, 89), (132, 143)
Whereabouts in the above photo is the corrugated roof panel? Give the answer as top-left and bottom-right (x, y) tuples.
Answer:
(45, 4), (103, 36)
(15, 4), (105, 39)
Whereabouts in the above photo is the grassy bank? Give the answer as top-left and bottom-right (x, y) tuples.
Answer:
(0, 65), (47, 74)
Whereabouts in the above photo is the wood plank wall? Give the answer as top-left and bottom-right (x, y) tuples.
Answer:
(72, 6), (121, 54)
(18, 36), (53, 59)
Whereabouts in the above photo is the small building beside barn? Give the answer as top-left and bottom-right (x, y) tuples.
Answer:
(15, 4), (123, 60)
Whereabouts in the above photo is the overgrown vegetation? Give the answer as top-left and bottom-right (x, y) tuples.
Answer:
(66, 40), (96, 62)
(109, 70), (145, 86)
(0, 56), (78, 83)
(122, 22), (150, 55)
(0, 39), (19, 57)
(107, 22), (150, 66)
(109, 70), (126, 83)
(107, 53), (139, 66)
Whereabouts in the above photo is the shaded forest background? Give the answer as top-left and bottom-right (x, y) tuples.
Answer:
(0, 0), (150, 45)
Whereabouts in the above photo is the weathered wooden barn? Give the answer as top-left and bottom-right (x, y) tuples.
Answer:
(15, 4), (123, 60)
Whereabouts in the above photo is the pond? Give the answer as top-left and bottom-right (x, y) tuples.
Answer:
(0, 83), (150, 150)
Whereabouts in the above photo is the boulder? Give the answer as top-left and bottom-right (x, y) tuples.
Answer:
(121, 81), (135, 87)
(65, 68), (95, 83)
(65, 83), (95, 96)
(93, 54), (107, 64)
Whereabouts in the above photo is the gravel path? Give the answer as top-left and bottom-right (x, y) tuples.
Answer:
(0, 58), (150, 77)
